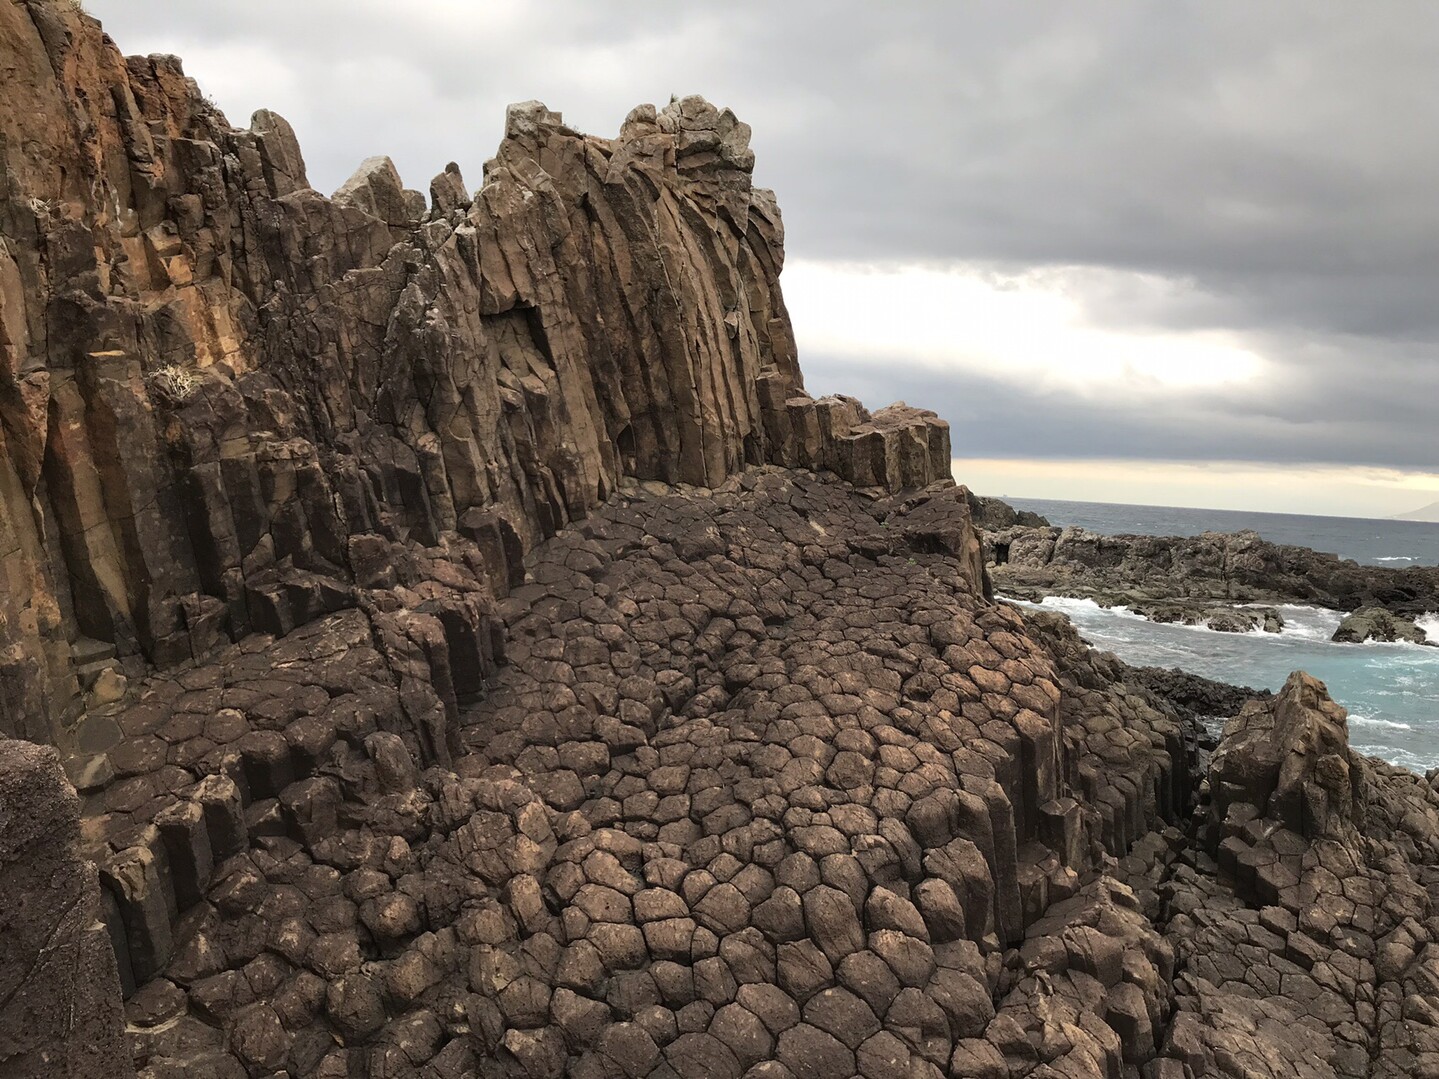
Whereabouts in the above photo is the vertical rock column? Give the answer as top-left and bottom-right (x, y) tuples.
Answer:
(0, 739), (134, 1079)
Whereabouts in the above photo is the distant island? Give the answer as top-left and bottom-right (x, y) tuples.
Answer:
(1393, 498), (1439, 522)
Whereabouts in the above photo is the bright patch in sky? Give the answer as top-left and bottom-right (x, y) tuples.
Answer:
(782, 259), (1265, 395)
(953, 457), (1439, 518)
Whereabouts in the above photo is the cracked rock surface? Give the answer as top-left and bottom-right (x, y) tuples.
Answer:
(110, 475), (1199, 1078)
(82, 476), (1439, 1079)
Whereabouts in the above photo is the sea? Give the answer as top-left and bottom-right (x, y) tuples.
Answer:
(997, 498), (1439, 771)
(1003, 497), (1439, 569)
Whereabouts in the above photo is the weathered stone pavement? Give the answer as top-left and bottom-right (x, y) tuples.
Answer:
(94, 472), (1190, 1077)
(13, 471), (1439, 1079)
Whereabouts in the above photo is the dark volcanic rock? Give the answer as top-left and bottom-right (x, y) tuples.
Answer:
(113, 472), (1195, 1078)
(0, 3), (950, 749)
(1158, 671), (1439, 1079)
(964, 492), (1050, 532)
(0, 739), (133, 1078)
(1125, 664), (1271, 728)
(1331, 605), (1432, 645)
(5, 5), (1439, 1079)
(1211, 671), (1366, 840)
(1130, 601), (1285, 634)
(989, 524), (1439, 619)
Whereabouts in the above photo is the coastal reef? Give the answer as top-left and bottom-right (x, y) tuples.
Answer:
(3, 3), (1439, 1078)
(988, 524), (1439, 632)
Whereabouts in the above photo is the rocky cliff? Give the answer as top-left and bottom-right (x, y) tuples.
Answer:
(5, 4), (1439, 1079)
(0, 0), (950, 752)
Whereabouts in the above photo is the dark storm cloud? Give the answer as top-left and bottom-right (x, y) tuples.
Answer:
(84, 0), (1439, 474)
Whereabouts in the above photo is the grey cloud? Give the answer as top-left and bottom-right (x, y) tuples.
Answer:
(804, 354), (1439, 473)
(84, 0), (1439, 475)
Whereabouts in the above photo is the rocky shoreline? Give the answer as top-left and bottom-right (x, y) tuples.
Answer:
(3, 4), (1439, 1078)
(983, 514), (1439, 644)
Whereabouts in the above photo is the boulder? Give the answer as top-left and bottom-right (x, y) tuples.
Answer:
(1210, 671), (1366, 839)
(1331, 605), (1432, 645)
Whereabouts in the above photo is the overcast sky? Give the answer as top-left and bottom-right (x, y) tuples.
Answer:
(84, 0), (1439, 517)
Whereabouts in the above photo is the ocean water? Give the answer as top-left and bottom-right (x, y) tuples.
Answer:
(1003, 496), (1439, 568)
(994, 499), (1439, 771)
(1004, 597), (1439, 770)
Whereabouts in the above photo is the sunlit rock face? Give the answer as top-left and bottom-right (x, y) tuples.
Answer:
(0, 2), (948, 748)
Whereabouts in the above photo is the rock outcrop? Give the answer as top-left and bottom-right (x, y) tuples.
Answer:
(1210, 672), (1367, 841)
(97, 474), (1196, 1079)
(6, 4), (1439, 1079)
(963, 492), (1050, 533)
(0, 738), (133, 1078)
(1159, 671), (1439, 1079)
(987, 524), (1439, 620)
(0, 1), (950, 754)
(1124, 665), (1272, 732)
(1331, 606), (1432, 646)
(1129, 602), (1284, 635)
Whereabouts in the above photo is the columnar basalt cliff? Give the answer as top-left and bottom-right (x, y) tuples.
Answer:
(0, 0), (949, 751)
(5, 4), (1439, 1079)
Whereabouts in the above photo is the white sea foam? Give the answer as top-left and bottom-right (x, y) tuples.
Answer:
(1417, 612), (1439, 645)
(1268, 604), (1345, 641)
(1005, 595), (1146, 620)
(993, 501), (1439, 769)
(1348, 713), (1414, 732)
(1003, 591), (1439, 769)
(1357, 631), (1439, 654)
(1013, 594), (1346, 640)
(1354, 744), (1430, 772)
(1032, 595), (1104, 612)
(1072, 598), (1262, 636)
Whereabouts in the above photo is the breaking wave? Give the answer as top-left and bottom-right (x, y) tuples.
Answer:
(1417, 612), (1439, 645)
(1000, 592), (1439, 770)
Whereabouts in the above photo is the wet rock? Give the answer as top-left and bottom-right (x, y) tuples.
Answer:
(1331, 605), (1432, 645)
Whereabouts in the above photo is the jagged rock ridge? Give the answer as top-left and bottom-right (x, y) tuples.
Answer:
(0, 1), (949, 749)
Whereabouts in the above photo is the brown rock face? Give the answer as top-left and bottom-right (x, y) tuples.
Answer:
(1208, 673), (1364, 840)
(0, 2), (950, 748)
(1210, 671), (1366, 841)
(76, 472), (1192, 1078)
(0, 738), (133, 1078)
(1153, 670), (1439, 1079)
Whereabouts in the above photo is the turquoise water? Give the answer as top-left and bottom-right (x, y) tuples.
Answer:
(1007, 595), (1439, 771)
(994, 497), (1439, 769)
(1003, 496), (1439, 568)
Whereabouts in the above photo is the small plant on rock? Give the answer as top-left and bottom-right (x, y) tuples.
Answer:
(146, 364), (203, 404)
